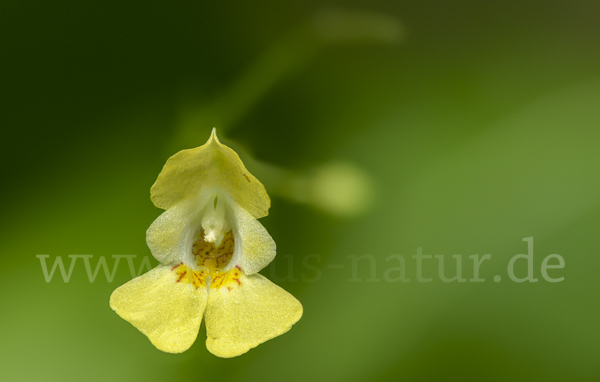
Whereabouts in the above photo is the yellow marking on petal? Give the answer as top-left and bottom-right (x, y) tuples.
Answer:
(209, 266), (242, 290)
(181, 229), (242, 291)
(172, 263), (207, 290)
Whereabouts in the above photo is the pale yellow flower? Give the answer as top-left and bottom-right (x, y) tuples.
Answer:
(110, 129), (302, 357)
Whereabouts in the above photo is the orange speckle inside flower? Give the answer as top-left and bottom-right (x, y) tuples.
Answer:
(171, 230), (241, 291)
(192, 229), (234, 269)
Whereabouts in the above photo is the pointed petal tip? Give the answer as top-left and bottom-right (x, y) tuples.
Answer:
(151, 127), (270, 217)
(208, 128), (220, 145)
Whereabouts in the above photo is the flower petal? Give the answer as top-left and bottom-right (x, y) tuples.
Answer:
(204, 272), (303, 358)
(150, 129), (271, 219)
(110, 264), (208, 353)
(228, 198), (276, 274)
(146, 197), (203, 264)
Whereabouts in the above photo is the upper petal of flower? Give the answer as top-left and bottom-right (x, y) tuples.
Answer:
(150, 129), (271, 219)
(110, 264), (208, 353)
(204, 271), (303, 358)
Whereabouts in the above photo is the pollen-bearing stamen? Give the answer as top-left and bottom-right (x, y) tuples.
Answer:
(201, 195), (228, 245)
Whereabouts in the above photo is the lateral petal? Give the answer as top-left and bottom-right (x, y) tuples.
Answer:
(204, 271), (302, 358)
(228, 197), (276, 274)
(110, 264), (208, 353)
(146, 197), (204, 264)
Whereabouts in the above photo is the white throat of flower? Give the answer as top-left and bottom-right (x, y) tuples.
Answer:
(182, 191), (241, 274)
(201, 194), (229, 248)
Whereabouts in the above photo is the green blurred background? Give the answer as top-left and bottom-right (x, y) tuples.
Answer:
(2, 1), (600, 381)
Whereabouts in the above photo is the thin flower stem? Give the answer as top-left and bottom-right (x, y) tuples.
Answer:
(171, 9), (403, 213)
(173, 8), (404, 149)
